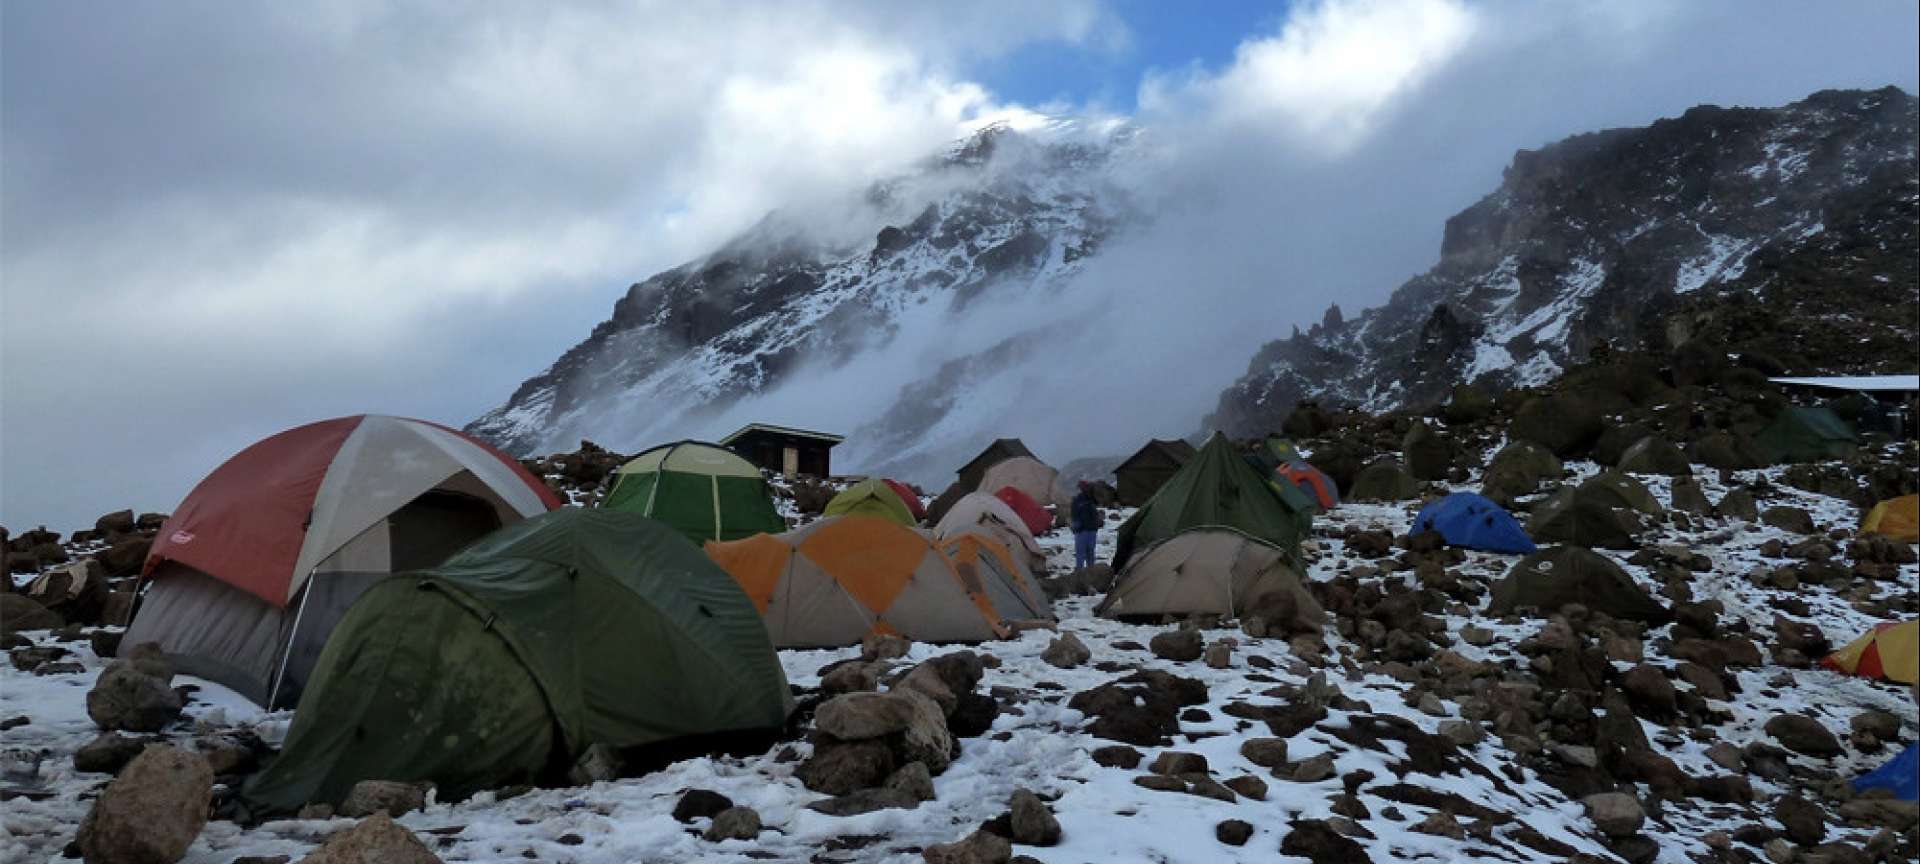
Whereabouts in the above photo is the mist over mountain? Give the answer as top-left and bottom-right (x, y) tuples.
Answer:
(470, 87), (1918, 485)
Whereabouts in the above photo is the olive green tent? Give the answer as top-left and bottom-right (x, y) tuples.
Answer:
(1111, 433), (1311, 572)
(823, 478), (916, 526)
(601, 441), (787, 546)
(243, 509), (793, 813)
(1755, 406), (1857, 464)
(1487, 545), (1670, 624)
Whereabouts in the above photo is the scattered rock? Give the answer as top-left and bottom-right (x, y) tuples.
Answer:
(923, 829), (1012, 864)
(1775, 794), (1827, 846)
(85, 665), (183, 732)
(75, 745), (213, 864)
(1583, 792), (1645, 837)
(1204, 641), (1233, 669)
(1090, 745), (1141, 769)
(1216, 819), (1253, 846)
(673, 789), (734, 823)
(1280, 818), (1368, 864)
(1241, 737), (1289, 768)
(1041, 633), (1090, 669)
(296, 813), (441, 864)
(1149, 629), (1203, 662)
(339, 779), (429, 818)
(703, 806), (762, 842)
(1761, 507), (1817, 535)
(1008, 789), (1061, 846)
(1764, 714), (1843, 757)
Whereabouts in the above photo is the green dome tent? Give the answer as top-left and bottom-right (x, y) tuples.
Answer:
(1755, 406), (1857, 464)
(243, 509), (793, 814)
(1112, 433), (1312, 572)
(823, 477), (917, 526)
(601, 441), (787, 546)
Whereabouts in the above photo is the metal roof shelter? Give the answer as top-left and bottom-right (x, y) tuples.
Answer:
(1768, 375), (1920, 393)
(720, 423), (844, 479)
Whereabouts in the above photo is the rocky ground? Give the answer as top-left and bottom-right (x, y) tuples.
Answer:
(4, 380), (1918, 863)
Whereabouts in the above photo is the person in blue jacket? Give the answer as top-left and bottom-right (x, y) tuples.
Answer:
(1070, 481), (1103, 571)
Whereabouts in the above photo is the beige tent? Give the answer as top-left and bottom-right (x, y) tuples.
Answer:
(933, 492), (1048, 577)
(704, 516), (1013, 647)
(938, 533), (1053, 623)
(1096, 528), (1323, 630)
(978, 457), (1072, 523)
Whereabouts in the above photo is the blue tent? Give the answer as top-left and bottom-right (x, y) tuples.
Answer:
(1853, 743), (1918, 801)
(1412, 492), (1538, 554)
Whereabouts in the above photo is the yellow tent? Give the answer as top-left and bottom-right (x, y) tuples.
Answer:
(1822, 621), (1919, 685)
(1861, 495), (1920, 543)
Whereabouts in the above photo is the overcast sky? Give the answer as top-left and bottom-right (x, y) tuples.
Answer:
(3, 0), (1916, 530)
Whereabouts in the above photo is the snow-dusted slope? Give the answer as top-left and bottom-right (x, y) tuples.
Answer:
(467, 120), (1132, 457)
(1208, 87), (1919, 436)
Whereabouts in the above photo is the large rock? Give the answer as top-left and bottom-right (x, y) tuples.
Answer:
(816, 691), (925, 740)
(74, 732), (162, 774)
(1401, 421), (1454, 481)
(1764, 714), (1842, 757)
(1761, 507), (1817, 535)
(297, 813), (441, 864)
(1691, 431), (1769, 471)
(23, 560), (110, 624)
(0, 593), (62, 636)
(1149, 628), (1203, 661)
(86, 665), (184, 732)
(1488, 546), (1669, 623)
(1485, 440), (1562, 486)
(1041, 633), (1090, 669)
(1348, 460), (1420, 502)
(95, 509), (137, 536)
(339, 779), (428, 818)
(1511, 392), (1605, 457)
(796, 738), (896, 796)
(703, 806), (763, 842)
(1617, 437), (1690, 475)
(1583, 792), (1645, 837)
(1008, 788), (1061, 846)
(76, 745), (213, 864)
(923, 829), (1012, 864)
(1066, 670), (1208, 746)
(1279, 819), (1368, 864)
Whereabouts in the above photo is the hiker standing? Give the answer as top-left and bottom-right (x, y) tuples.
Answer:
(1070, 481), (1102, 570)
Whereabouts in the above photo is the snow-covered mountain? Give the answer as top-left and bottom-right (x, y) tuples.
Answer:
(1207, 87), (1919, 436)
(471, 88), (1917, 478)
(466, 118), (1134, 459)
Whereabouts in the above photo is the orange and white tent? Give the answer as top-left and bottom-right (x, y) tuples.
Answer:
(1822, 621), (1918, 685)
(705, 516), (1018, 647)
(938, 532), (1052, 624)
(932, 492), (1047, 577)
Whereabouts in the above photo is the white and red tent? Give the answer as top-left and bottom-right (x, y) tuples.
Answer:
(126, 415), (559, 707)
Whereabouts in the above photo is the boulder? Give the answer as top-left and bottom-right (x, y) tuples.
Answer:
(1066, 670), (1208, 746)
(1443, 383), (1494, 424)
(1041, 633), (1090, 669)
(1691, 431), (1769, 471)
(100, 536), (154, 576)
(1149, 628), (1203, 662)
(672, 789), (733, 823)
(23, 560), (110, 624)
(76, 745), (213, 864)
(296, 813), (441, 864)
(1008, 788), (1061, 846)
(1583, 792), (1645, 837)
(1485, 440), (1562, 486)
(1401, 422), (1454, 481)
(1619, 665), (1676, 721)
(816, 691), (925, 740)
(1593, 424), (1657, 467)
(1216, 819), (1254, 846)
(703, 807), (762, 842)
(0, 593), (62, 636)
(1717, 488), (1759, 521)
(1280, 819), (1368, 864)
(339, 779), (428, 818)
(1348, 460), (1421, 502)
(923, 829), (1012, 864)
(74, 732), (162, 774)
(1669, 477), (1714, 515)
(1761, 507), (1817, 536)
(1488, 546), (1669, 624)
(86, 665), (184, 732)
(1764, 714), (1842, 757)
(1511, 392), (1605, 457)
(95, 509), (137, 536)
(1617, 437), (1691, 476)
(1775, 795), (1826, 846)
(797, 738), (896, 796)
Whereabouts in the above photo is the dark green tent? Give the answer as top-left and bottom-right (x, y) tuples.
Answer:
(243, 509), (793, 813)
(601, 441), (788, 546)
(1111, 433), (1311, 572)
(1488, 545), (1670, 624)
(1755, 406), (1857, 464)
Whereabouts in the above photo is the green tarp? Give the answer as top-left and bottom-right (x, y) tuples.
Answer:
(243, 509), (793, 813)
(601, 441), (787, 546)
(823, 478), (916, 526)
(1756, 406), (1857, 464)
(1112, 433), (1311, 572)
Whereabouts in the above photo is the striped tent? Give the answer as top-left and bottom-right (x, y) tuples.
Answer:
(601, 441), (786, 546)
(1821, 621), (1918, 684)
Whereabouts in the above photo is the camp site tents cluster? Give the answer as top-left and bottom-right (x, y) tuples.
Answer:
(108, 404), (1918, 815)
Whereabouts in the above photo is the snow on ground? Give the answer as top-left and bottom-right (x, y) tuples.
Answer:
(2, 459), (1914, 863)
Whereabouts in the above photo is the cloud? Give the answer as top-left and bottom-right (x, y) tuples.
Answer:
(0, 0), (1116, 528)
(2, 0), (1915, 526)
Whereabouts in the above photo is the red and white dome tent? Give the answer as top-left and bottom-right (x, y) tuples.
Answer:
(124, 415), (560, 708)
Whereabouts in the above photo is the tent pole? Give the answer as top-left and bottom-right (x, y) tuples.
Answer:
(265, 572), (317, 711)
